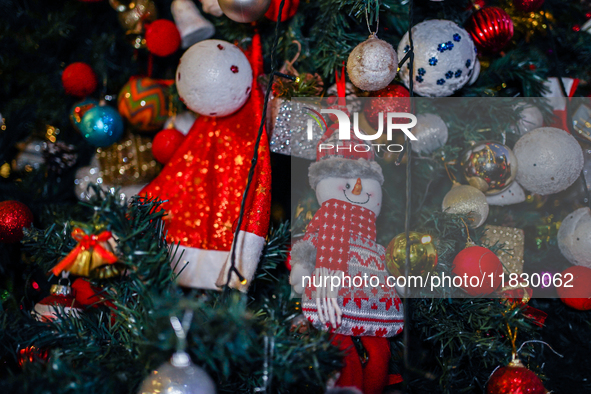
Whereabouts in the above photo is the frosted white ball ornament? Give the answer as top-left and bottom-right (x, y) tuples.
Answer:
(513, 103), (544, 136)
(176, 40), (253, 117)
(347, 34), (398, 92)
(514, 127), (584, 195)
(557, 207), (591, 268)
(397, 20), (477, 97)
(411, 113), (448, 154)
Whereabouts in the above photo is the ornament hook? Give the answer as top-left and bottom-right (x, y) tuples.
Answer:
(170, 309), (194, 367)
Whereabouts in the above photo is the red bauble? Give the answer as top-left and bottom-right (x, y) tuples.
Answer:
(363, 84), (410, 129)
(556, 265), (591, 311)
(513, 0), (544, 13)
(487, 360), (546, 394)
(451, 245), (503, 296)
(466, 7), (514, 53)
(152, 128), (186, 164)
(61, 62), (98, 97)
(145, 20), (181, 57)
(265, 0), (299, 21)
(0, 201), (33, 243)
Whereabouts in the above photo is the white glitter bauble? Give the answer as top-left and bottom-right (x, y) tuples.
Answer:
(468, 58), (480, 85)
(411, 113), (448, 154)
(486, 181), (526, 206)
(442, 183), (489, 228)
(513, 103), (543, 136)
(514, 127), (584, 195)
(347, 34), (398, 92)
(397, 20), (477, 97)
(558, 207), (591, 268)
(176, 40), (252, 117)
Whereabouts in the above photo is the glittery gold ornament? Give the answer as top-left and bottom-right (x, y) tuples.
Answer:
(481, 225), (525, 275)
(461, 141), (517, 195)
(97, 131), (161, 185)
(442, 182), (489, 228)
(385, 231), (438, 277)
(507, 5), (554, 42)
(109, 0), (158, 48)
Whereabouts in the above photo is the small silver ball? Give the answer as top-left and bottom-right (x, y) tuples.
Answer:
(138, 360), (216, 394)
(218, 0), (271, 23)
(411, 113), (448, 154)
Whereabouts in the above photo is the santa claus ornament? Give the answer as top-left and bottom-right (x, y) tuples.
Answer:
(290, 125), (403, 394)
(176, 39), (253, 117)
(141, 35), (271, 292)
(33, 279), (83, 322)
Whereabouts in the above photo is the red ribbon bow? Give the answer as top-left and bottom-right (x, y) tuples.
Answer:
(51, 228), (118, 276)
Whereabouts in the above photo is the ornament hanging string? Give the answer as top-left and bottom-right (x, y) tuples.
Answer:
(225, 0), (288, 288)
(364, 0), (379, 35)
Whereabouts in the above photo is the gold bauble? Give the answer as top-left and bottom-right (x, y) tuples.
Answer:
(461, 141), (517, 195)
(442, 182), (489, 228)
(97, 131), (161, 186)
(385, 231), (438, 277)
(109, 0), (157, 31)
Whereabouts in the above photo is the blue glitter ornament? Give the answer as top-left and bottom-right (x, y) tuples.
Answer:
(445, 71), (453, 79)
(455, 69), (462, 78)
(418, 68), (426, 76)
(436, 79), (445, 85)
(70, 98), (99, 132)
(416, 76), (424, 83)
(453, 33), (461, 42)
(429, 57), (438, 66)
(79, 106), (124, 147)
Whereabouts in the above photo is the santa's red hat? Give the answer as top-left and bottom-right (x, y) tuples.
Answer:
(141, 35), (271, 291)
(308, 124), (384, 190)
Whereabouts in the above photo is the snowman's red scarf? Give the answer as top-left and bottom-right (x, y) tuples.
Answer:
(306, 198), (377, 272)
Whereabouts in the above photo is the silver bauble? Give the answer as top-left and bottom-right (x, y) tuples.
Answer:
(347, 34), (398, 92)
(485, 181), (526, 206)
(513, 103), (543, 136)
(514, 127), (584, 195)
(218, 0), (271, 23)
(397, 20), (476, 97)
(74, 156), (146, 202)
(461, 141), (517, 195)
(410, 113), (448, 154)
(138, 354), (216, 394)
(557, 207), (591, 268)
(442, 183), (489, 228)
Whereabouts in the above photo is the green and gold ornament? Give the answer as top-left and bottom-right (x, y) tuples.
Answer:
(117, 77), (169, 132)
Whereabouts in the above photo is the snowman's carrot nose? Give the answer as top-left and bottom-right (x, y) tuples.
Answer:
(352, 178), (362, 195)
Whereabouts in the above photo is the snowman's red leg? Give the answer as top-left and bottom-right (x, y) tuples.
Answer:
(360, 336), (391, 394)
(331, 334), (363, 391)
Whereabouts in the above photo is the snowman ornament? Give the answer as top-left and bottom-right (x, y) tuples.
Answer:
(290, 124), (403, 393)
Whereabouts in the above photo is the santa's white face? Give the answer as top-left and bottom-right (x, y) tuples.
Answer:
(315, 177), (383, 216)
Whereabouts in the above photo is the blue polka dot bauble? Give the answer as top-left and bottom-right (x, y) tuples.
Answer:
(79, 106), (124, 147)
(397, 20), (477, 97)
